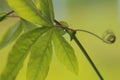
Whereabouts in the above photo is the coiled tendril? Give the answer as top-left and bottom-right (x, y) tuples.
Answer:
(76, 29), (116, 44)
(102, 29), (116, 44)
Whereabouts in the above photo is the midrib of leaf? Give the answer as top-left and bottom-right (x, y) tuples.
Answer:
(48, 0), (54, 21)
(27, 29), (53, 80)
(54, 31), (76, 73)
(17, 28), (52, 69)
(24, 0), (41, 16)
(1, 27), (51, 80)
(7, 29), (49, 79)
(32, 30), (53, 80)
(46, 0), (54, 22)
(24, 0), (50, 25)
(46, 0), (52, 22)
(52, 29), (78, 75)
(38, 0), (54, 23)
(7, 0), (51, 26)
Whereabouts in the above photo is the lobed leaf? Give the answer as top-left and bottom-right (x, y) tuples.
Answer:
(37, 0), (55, 23)
(52, 29), (79, 75)
(0, 27), (50, 80)
(27, 29), (53, 80)
(21, 19), (37, 31)
(0, 21), (23, 49)
(7, 0), (51, 26)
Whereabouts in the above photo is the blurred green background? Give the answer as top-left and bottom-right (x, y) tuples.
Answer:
(0, 0), (120, 80)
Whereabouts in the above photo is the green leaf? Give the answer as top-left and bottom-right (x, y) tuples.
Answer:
(0, 21), (23, 49)
(0, 0), (11, 13)
(27, 29), (53, 80)
(52, 29), (79, 75)
(56, 27), (66, 36)
(37, 0), (54, 22)
(21, 19), (37, 31)
(7, 0), (51, 26)
(1, 27), (50, 80)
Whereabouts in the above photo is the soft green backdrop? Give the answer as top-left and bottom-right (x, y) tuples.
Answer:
(0, 0), (120, 80)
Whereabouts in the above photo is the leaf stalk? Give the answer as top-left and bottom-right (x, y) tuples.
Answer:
(54, 19), (104, 80)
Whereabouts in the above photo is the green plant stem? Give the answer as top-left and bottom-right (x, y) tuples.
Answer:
(6, 11), (14, 16)
(71, 34), (104, 80)
(0, 11), (14, 21)
(54, 19), (104, 80)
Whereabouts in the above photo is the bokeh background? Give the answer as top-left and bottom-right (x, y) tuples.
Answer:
(0, 0), (120, 80)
